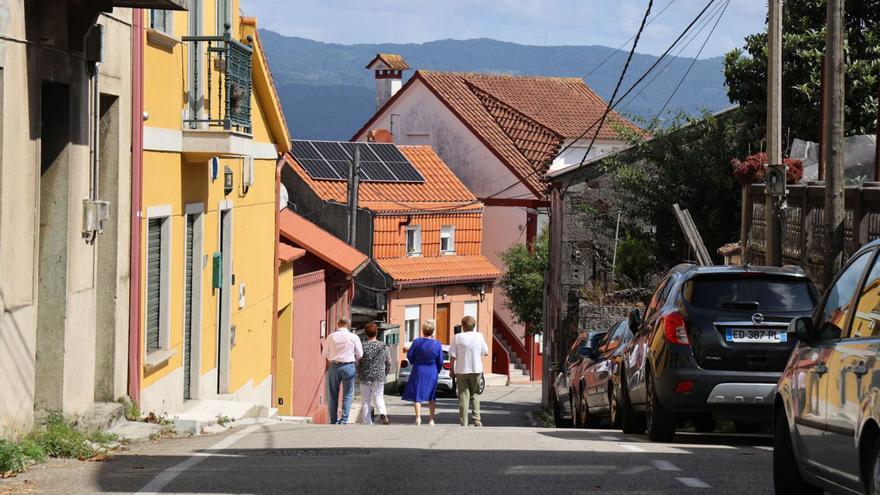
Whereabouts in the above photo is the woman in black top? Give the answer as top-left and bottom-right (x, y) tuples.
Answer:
(357, 322), (392, 424)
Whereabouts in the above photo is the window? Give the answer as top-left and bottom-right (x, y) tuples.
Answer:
(464, 301), (478, 328)
(145, 209), (172, 353)
(817, 251), (872, 341)
(683, 276), (815, 312)
(404, 305), (420, 342)
(850, 254), (880, 339)
(440, 225), (455, 254)
(149, 9), (173, 34)
(405, 225), (422, 257)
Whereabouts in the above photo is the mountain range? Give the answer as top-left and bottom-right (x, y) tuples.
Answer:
(259, 31), (735, 141)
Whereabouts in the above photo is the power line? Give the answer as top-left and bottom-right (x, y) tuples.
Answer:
(651, 0), (731, 122)
(554, 0), (720, 162)
(583, 0), (679, 80)
(577, 0), (655, 169)
(618, 0), (728, 112)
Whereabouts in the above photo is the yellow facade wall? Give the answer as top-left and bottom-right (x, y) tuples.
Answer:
(138, 1), (287, 414)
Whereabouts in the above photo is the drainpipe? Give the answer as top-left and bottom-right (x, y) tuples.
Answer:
(128, 9), (144, 404)
(271, 157), (283, 407)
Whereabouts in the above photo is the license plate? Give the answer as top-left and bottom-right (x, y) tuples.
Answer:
(725, 328), (787, 343)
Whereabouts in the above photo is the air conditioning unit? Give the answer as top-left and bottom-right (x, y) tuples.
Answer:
(242, 155), (255, 188)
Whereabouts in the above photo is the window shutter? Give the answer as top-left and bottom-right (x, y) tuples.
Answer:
(146, 219), (163, 353)
(183, 215), (195, 398)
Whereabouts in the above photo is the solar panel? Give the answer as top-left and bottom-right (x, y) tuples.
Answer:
(290, 140), (425, 184)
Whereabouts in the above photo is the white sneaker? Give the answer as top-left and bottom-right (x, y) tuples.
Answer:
(428, 419), (435, 426)
(414, 417), (421, 426)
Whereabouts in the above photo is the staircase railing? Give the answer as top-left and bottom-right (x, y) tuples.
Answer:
(493, 313), (529, 369)
(491, 334), (511, 377)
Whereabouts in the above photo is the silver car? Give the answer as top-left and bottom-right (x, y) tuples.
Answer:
(396, 344), (454, 396)
(775, 240), (880, 494)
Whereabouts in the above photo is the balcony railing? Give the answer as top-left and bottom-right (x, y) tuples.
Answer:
(181, 31), (253, 134)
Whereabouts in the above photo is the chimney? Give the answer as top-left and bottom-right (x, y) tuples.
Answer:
(365, 53), (410, 110)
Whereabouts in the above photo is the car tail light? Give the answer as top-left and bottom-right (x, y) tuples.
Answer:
(674, 380), (694, 394)
(443, 362), (451, 370)
(662, 312), (689, 345)
(400, 360), (408, 369)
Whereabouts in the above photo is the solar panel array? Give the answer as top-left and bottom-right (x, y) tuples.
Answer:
(291, 140), (425, 183)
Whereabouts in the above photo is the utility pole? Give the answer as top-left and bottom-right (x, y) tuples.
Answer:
(765, 0), (784, 267)
(824, 0), (845, 286)
(347, 144), (361, 247)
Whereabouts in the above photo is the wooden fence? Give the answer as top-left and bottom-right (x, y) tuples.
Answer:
(744, 183), (880, 286)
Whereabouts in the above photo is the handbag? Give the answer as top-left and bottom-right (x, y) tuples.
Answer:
(476, 372), (486, 395)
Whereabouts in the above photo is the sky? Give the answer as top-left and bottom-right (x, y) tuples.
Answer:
(240, 0), (766, 58)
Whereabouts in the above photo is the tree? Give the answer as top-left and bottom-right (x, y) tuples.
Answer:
(499, 230), (549, 334)
(604, 110), (749, 270)
(724, 1), (880, 142)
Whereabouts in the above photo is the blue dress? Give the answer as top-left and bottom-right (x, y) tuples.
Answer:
(401, 338), (443, 403)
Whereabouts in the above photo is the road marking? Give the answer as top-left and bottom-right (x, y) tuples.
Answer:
(677, 477), (712, 488)
(505, 465), (615, 475)
(136, 424), (260, 494)
(755, 446), (773, 451)
(621, 444), (645, 452)
(601, 435), (620, 440)
(653, 460), (681, 471)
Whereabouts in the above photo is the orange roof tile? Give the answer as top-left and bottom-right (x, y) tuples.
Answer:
(354, 71), (642, 196)
(278, 209), (369, 275)
(365, 53), (410, 71)
(284, 146), (480, 213)
(377, 255), (501, 288)
(278, 244), (306, 263)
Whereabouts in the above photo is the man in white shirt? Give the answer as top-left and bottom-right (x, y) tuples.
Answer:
(321, 316), (363, 424)
(449, 316), (488, 427)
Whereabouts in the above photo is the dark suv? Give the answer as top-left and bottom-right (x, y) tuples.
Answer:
(618, 264), (819, 441)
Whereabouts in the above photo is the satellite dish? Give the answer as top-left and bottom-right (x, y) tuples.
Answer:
(278, 185), (289, 211)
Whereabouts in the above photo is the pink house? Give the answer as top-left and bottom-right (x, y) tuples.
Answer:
(353, 55), (641, 380)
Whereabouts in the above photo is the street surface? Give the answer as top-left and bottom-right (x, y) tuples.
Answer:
(1, 385), (775, 494)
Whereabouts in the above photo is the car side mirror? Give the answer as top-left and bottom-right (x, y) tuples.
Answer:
(788, 316), (815, 343)
(548, 362), (561, 373)
(628, 308), (642, 330)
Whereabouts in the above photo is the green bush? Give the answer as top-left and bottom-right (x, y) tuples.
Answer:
(0, 439), (29, 475)
(614, 235), (655, 286)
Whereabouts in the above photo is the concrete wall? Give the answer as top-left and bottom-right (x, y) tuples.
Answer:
(0, 2), (131, 437)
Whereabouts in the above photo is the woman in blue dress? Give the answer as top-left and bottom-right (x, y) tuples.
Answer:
(401, 320), (444, 425)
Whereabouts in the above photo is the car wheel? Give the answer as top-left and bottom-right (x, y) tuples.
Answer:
(553, 392), (572, 428)
(773, 406), (820, 494)
(620, 372), (646, 434)
(645, 370), (675, 442)
(570, 393), (581, 428)
(693, 415), (716, 434)
(609, 386), (621, 428)
(868, 436), (880, 495)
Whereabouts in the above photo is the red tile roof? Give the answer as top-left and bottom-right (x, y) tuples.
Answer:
(284, 146), (480, 213)
(278, 209), (369, 276)
(354, 71), (642, 195)
(365, 53), (410, 71)
(278, 244), (306, 263)
(377, 255), (501, 288)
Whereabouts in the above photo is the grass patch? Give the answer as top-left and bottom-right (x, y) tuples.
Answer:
(120, 398), (141, 421)
(0, 413), (120, 478)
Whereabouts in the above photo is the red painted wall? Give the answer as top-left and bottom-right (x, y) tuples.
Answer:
(293, 270), (329, 424)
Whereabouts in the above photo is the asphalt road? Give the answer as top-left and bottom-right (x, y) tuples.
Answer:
(0, 384), (776, 495)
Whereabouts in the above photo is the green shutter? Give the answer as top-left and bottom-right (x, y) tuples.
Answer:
(146, 218), (162, 353)
(183, 215), (195, 399)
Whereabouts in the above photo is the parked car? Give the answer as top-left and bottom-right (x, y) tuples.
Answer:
(396, 344), (454, 397)
(618, 264), (818, 441)
(775, 241), (880, 494)
(580, 319), (634, 428)
(550, 330), (608, 427)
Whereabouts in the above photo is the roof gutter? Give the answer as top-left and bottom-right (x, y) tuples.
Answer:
(394, 274), (499, 289)
(127, 8), (144, 404)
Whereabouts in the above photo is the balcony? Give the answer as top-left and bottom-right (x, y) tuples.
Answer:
(180, 31), (253, 160)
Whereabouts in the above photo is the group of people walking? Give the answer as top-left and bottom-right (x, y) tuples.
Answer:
(321, 316), (488, 426)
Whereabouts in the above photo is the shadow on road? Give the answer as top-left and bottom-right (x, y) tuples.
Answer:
(538, 429), (773, 447)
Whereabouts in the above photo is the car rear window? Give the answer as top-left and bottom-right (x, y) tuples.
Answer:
(683, 276), (815, 311)
(443, 351), (449, 361)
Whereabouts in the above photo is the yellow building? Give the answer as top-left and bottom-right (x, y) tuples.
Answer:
(136, 2), (290, 416)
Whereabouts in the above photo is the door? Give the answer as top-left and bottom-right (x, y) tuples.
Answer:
(823, 250), (880, 489)
(793, 250), (872, 475)
(217, 208), (232, 394)
(589, 322), (627, 411)
(627, 276), (673, 406)
(436, 304), (450, 344)
(183, 214), (196, 400)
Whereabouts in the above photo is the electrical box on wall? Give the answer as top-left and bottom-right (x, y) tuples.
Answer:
(82, 199), (111, 238)
(242, 156), (254, 188)
(212, 252), (222, 288)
